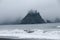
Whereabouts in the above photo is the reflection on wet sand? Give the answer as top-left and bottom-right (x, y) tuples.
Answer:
(0, 38), (58, 40)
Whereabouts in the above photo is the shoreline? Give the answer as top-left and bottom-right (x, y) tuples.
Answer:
(0, 38), (59, 40)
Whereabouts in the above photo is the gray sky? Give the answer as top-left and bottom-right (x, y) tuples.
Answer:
(0, 0), (60, 23)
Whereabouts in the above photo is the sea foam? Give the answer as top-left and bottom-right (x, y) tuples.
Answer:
(0, 29), (60, 39)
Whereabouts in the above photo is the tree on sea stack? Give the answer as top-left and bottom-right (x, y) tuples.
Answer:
(21, 10), (45, 24)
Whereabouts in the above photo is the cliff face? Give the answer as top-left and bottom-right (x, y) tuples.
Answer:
(21, 10), (45, 24)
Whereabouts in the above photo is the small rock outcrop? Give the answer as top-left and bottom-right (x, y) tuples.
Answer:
(21, 10), (45, 24)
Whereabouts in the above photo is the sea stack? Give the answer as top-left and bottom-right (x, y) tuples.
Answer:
(21, 10), (45, 24)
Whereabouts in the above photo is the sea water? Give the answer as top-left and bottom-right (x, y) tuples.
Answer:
(0, 23), (60, 40)
(0, 23), (60, 30)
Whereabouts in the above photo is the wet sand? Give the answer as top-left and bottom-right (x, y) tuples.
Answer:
(0, 38), (58, 40)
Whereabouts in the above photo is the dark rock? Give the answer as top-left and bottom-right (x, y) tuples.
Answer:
(21, 10), (45, 24)
(24, 30), (34, 33)
(47, 20), (52, 23)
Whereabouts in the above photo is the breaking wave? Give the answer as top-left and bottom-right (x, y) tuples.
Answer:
(0, 29), (60, 39)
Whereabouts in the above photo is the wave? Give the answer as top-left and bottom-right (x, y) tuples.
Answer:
(0, 29), (60, 39)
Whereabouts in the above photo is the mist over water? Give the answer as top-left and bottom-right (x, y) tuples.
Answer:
(0, 0), (60, 40)
(0, 0), (60, 24)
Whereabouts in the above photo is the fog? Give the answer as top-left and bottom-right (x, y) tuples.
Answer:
(0, 0), (60, 24)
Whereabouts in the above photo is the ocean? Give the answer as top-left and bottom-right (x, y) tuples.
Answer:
(0, 23), (60, 40)
(0, 23), (60, 30)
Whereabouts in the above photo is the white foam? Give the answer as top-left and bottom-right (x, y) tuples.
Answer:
(57, 26), (60, 28)
(0, 29), (60, 39)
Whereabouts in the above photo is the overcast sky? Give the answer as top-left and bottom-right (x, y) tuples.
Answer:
(0, 0), (60, 23)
